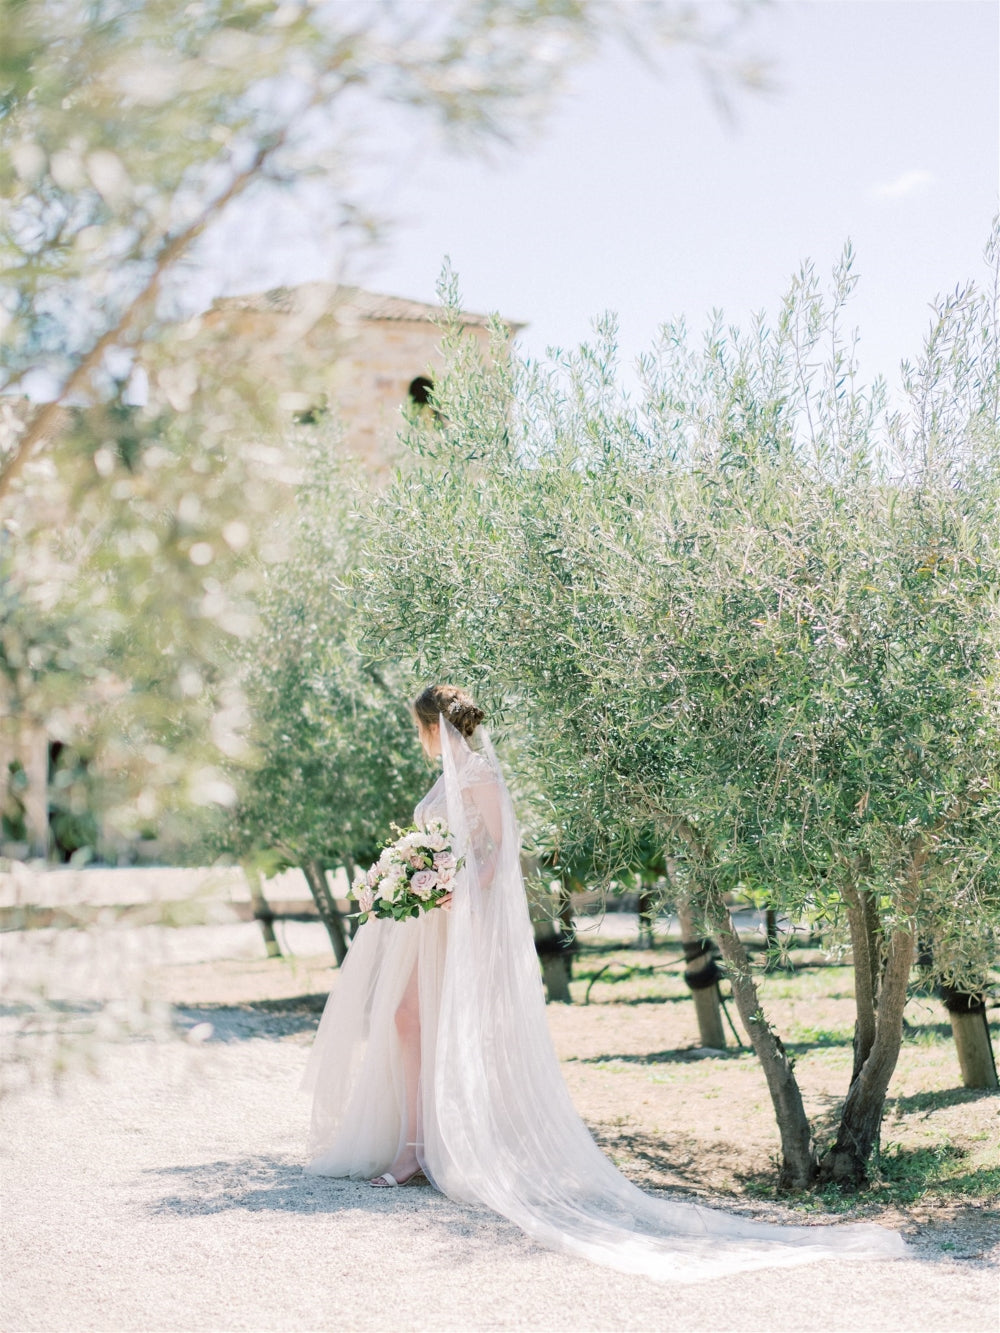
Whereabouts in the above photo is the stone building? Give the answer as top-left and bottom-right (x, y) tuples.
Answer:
(204, 283), (523, 472)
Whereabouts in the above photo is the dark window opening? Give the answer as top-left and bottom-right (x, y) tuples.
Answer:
(293, 398), (329, 426)
(408, 376), (434, 406)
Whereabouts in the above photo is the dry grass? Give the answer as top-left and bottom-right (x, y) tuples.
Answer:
(548, 937), (999, 1259)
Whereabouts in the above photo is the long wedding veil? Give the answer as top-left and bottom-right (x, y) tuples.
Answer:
(427, 717), (907, 1281)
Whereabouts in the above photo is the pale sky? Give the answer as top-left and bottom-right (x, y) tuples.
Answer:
(205, 0), (999, 397)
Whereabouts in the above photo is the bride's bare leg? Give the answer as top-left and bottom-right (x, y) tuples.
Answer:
(371, 964), (422, 1185)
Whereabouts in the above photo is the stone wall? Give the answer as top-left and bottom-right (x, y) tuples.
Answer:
(329, 316), (494, 470)
(202, 284), (511, 473)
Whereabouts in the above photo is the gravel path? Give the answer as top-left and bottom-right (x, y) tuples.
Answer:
(2, 1008), (997, 1333)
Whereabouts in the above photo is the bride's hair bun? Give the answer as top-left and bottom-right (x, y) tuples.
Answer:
(413, 684), (485, 740)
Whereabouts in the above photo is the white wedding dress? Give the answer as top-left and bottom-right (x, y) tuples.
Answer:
(303, 719), (907, 1282)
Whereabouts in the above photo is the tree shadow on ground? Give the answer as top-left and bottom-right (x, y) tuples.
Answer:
(172, 999), (326, 1042)
(734, 1141), (999, 1262)
(570, 1049), (745, 1066)
(888, 1085), (998, 1115)
(572, 1040), (871, 1064)
(144, 1153), (547, 1267)
(145, 1145), (722, 1231)
(901, 1021), (971, 1043)
(144, 1149), (998, 1265)
(147, 1152), (424, 1217)
(898, 1204), (1000, 1264)
(584, 1126), (729, 1196)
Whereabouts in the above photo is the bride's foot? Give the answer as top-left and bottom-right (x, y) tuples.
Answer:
(369, 1149), (423, 1188)
(369, 1169), (424, 1187)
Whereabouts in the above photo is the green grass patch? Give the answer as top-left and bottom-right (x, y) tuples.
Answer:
(758, 967), (855, 1002)
(742, 1141), (1000, 1213)
(785, 1024), (853, 1048)
(869, 1142), (999, 1204)
(900, 1023), (952, 1047)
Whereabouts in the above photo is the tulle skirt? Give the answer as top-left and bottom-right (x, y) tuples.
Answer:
(303, 907), (449, 1181)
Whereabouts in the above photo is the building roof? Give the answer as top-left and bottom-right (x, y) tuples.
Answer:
(210, 283), (525, 332)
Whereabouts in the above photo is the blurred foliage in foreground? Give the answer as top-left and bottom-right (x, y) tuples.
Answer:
(0, 0), (767, 858)
(0, 0), (773, 1104)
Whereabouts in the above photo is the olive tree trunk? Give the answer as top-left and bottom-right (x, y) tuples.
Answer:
(940, 986), (999, 1090)
(344, 855), (361, 941)
(842, 880), (881, 1084)
(525, 861), (573, 1002)
(637, 883), (657, 949)
(819, 922), (916, 1186)
(675, 895), (727, 1051)
(703, 888), (818, 1190)
(242, 860), (281, 959)
(763, 906), (780, 970)
(301, 858), (349, 965)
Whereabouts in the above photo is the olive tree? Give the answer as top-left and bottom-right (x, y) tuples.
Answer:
(217, 433), (429, 961)
(360, 243), (1000, 1189)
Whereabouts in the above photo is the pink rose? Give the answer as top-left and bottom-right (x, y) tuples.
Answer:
(433, 851), (456, 872)
(406, 850), (426, 870)
(357, 887), (375, 914)
(410, 869), (439, 899)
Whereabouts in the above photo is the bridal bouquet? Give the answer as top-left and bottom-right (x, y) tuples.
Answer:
(351, 819), (463, 924)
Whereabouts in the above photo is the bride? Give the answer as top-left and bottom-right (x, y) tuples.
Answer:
(302, 684), (906, 1282)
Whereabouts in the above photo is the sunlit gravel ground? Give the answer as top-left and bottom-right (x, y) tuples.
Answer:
(1, 875), (997, 1332)
(2, 1016), (996, 1333)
